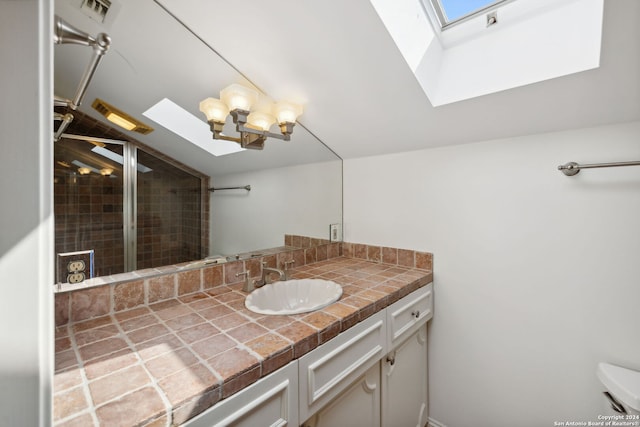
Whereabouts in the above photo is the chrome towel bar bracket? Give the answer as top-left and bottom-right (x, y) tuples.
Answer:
(208, 185), (251, 192)
(558, 161), (640, 176)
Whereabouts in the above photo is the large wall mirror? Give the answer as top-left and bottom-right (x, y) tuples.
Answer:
(53, 0), (342, 282)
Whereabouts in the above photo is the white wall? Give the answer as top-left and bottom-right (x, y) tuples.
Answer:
(210, 160), (342, 255)
(343, 121), (640, 426)
(0, 0), (53, 425)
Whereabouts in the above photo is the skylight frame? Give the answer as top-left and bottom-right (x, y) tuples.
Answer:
(424, 0), (517, 30)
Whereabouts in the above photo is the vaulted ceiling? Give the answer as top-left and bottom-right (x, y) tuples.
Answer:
(54, 0), (640, 175)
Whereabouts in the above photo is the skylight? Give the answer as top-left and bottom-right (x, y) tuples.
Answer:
(143, 98), (245, 157)
(371, 0), (603, 106)
(427, 0), (515, 28)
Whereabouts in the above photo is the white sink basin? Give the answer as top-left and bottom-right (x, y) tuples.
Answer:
(245, 279), (342, 315)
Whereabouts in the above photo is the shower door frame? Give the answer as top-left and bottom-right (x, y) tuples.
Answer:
(58, 132), (207, 275)
(122, 139), (137, 272)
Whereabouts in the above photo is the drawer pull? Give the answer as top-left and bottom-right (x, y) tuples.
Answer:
(411, 310), (420, 318)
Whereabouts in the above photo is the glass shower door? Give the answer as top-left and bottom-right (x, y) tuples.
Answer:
(54, 132), (206, 282)
(54, 136), (125, 277)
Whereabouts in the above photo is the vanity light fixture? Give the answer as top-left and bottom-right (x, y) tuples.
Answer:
(77, 167), (91, 175)
(199, 83), (303, 150)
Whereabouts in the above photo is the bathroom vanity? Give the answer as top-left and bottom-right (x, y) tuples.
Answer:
(185, 284), (433, 427)
(53, 246), (433, 426)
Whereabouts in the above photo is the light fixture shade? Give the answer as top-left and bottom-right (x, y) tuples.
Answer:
(247, 111), (276, 131)
(77, 167), (91, 175)
(199, 97), (229, 123)
(220, 84), (258, 111)
(273, 102), (303, 124)
(100, 168), (114, 176)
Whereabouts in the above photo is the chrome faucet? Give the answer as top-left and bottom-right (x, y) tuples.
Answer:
(240, 262), (286, 293)
(256, 262), (285, 288)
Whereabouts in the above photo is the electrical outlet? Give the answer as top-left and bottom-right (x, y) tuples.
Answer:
(67, 260), (85, 273)
(330, 223), (341, 242)
(67, 272), (86, 284)
(57, 250), (95, 285)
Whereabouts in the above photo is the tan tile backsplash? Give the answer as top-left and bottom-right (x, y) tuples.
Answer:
(55, 237), (432, 327)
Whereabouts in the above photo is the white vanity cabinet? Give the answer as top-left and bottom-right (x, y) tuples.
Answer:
(183, 283), (433, 427)
(302, 362), (381, 427)
(382, 284), (432, 427)
(382, 324), (428, 427)
(386, 284), (433, 350)
(182, 361), (298, 427)
(298, 310), (387, 422)
(301, 284), (433, 427)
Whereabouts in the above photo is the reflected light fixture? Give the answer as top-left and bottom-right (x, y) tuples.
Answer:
(77, 167), (91, 175)
(199, 83), (303, 150)
(92, 98), (154, 134)
(106, 112), (136, 131)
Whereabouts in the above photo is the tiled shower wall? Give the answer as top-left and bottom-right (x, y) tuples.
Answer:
(54, 172), (126, 277)
(136, 150), (205, 270)
(54, 109), (209, 279)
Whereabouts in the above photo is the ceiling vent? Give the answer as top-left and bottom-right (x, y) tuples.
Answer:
(92, 98), (154, 134)
(80, 0), (111, 23)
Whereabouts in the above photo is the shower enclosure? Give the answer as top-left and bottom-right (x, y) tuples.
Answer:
(53, 115), (208, 280)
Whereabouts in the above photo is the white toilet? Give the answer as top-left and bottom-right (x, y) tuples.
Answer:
(597, 362), (640, 415)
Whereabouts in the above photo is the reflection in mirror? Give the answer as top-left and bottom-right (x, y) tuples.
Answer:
(54, 111), (209, 279)
(53, 0), (341, 284)
(54, 135), (126, 277)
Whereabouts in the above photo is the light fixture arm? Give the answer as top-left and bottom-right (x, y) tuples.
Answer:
(207, 109), (296, 150)
(53, 16), (111, 110)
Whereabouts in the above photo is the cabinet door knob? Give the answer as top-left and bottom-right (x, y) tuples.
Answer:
(386, 352), (396, 366)
(411, 310), (420, 318)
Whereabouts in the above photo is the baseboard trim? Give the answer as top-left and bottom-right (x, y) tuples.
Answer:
(428, 417), (448, 427)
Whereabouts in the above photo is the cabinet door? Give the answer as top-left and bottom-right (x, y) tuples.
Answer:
(382, 324), (428, 427)
(303, 362), (381, 427)
(183, 361), (298, 427)
(298, 310), (386, 421)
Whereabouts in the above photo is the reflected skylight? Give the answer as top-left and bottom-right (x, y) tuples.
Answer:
(143, 98), (244, 157)
(427, 0), (515, 28)
(91, 146), (153, 173)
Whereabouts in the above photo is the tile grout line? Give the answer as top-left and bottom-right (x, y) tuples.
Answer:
(55, 322), (100, 427)
(108, 310), (175, 427)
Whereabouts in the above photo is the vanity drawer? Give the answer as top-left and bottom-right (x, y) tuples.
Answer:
(298, 310), (387, 422)
(386, 283), (433, 350)
(183, 361), (298, 427)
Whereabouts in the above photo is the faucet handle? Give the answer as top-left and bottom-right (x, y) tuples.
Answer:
(284, 260), (295, 269)
(236, 271), (253, 292)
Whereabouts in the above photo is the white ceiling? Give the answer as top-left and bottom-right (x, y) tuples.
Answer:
(55, 0), (640, 170)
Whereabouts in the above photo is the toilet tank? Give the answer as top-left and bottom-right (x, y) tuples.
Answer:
(597, 362), (640, 415)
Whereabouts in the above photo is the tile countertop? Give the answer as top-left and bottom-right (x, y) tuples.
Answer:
(53, 257), (433, 427)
